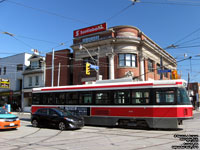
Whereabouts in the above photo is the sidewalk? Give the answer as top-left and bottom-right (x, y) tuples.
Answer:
(12, 111), (31, 121)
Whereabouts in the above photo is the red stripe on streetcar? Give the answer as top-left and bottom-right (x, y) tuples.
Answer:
(175, 81), (183, 85)
(91, 107), (193, 118)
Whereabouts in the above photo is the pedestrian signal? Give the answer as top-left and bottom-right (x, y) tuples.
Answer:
(86, 62), (90, 75)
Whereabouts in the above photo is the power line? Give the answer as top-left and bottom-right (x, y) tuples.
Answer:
(6, 0), (91, 25)
(173, 27), (200, 45)
(105, 1), (138, 22)
(139, 1), (200, 7)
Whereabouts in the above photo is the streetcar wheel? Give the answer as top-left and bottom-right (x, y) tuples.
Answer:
(58, 122), (66, 131)
(32, 119), (39, 127)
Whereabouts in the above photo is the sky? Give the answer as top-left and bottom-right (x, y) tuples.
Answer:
(0, 0), (200, 83)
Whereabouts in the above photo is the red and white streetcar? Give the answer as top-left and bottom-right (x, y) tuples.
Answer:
(31, 78), (193, 129)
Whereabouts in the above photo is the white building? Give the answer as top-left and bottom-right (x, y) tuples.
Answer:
(0, 53), (32, 110)
(22, 52), (45, 112)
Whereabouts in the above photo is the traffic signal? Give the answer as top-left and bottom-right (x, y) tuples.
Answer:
(86, 62), (90, 75)
(172, 70), (178, 79)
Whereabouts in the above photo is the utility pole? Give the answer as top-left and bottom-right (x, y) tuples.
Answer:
(51, 49), (54, 87)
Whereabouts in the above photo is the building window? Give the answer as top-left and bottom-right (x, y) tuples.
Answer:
(17, 64), (23, 71)
(29, 77), (32, 86)
(3, 67), (6, 75)
(35, 76), (39, 85)
(157, 63), (160, 73)
(148, 59), (154, 72)
(118, 54), (137, 67)
(31, 61), (39, 69)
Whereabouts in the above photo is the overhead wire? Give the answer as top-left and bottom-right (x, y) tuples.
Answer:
(139, 0), (200, 7)
(105, 1), (137, 22)
(6, 0), (91, 25)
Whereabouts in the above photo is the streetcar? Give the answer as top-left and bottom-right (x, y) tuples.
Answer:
(31, 78), (193, 129)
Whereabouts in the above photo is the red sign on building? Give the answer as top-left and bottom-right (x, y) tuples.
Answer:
(73, 23), (107, 38)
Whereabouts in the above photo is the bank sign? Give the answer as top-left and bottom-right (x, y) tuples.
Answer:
(0, 78), (10, 88)
(73, 23), (107, 38)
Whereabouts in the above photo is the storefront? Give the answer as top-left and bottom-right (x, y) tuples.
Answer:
(0, 90), (21, 111)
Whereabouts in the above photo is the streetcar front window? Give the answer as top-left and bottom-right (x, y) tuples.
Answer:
(177, 88), (191, 105)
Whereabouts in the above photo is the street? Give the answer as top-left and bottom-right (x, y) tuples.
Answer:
(0, 111), (199, 150)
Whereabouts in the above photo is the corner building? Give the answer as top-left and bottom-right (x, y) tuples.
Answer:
(71, 25), (177, 85)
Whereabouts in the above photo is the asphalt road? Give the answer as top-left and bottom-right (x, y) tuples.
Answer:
(0, 111), (199, 150)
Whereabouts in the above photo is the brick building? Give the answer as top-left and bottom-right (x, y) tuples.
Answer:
(45, 49), (73, 87)
(71, 24), (177, 85)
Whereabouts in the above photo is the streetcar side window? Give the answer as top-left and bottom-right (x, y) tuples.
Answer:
(131, 90), (150, 104)
(32, 94), (41, 104)
(53, 93), (66, 105)
(114, 91), (130, 104)
(156, 89), (175, 104)
(79, 92), (93, 104)
(66, 92), (79, 104)
(46, 93), (55, 104)
(96, 91), (111, 104)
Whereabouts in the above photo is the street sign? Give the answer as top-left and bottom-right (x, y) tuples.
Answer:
(90, 64), (99, 70)
(158, 69), (171, 74)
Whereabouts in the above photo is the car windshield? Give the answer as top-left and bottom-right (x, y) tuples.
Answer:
(56, 109), (73, 117)
(0, 107), (9, 114)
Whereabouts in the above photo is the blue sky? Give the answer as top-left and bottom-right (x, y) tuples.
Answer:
(0, 0), (200, 82)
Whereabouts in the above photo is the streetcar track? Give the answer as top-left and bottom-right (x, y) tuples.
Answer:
(0, 128), (41, 144)
(6, 129), (63, 150)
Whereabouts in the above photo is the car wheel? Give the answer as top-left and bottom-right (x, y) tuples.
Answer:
(58, 122), (66, 131)
(32, 119), (39, 127)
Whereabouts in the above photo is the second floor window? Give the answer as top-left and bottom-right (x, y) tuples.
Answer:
(29, 77), (32, 86)
(35, 76), (39, 85)
(118, 54), (137, 67)
(31, 61), (39, 69)
(17, 64), (23, 71)
(3, 67), (6, 75)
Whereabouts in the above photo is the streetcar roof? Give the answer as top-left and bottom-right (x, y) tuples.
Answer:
(32, 79), (187, 93)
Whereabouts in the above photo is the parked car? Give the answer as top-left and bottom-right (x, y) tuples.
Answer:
(0, 107), (20, 130)
(31, 108), (84, 130)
